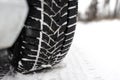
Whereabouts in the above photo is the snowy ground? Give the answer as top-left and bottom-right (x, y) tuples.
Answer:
(2, 20), (120, 80)
(73, 20), (120, 80)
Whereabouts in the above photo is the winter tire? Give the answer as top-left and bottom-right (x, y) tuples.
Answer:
(9, 0), (78, 73)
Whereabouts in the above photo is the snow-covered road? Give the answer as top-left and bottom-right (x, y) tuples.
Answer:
(73, 21), (120, 80)
(3, 20), (120, 80)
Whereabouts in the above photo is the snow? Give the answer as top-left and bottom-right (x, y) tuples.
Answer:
(2, 20), (120, 80)
(73, 21), (120, 80)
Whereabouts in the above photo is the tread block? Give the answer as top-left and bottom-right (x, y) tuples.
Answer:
(27, 0), (41, 8)
(25, 28), (40, 38)
(28, 6), (41, 19)
(25, 17), (41, 30)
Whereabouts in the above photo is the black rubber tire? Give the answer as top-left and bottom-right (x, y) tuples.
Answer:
(9, 0), (78, 73)
(0, 50), (10, 80)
